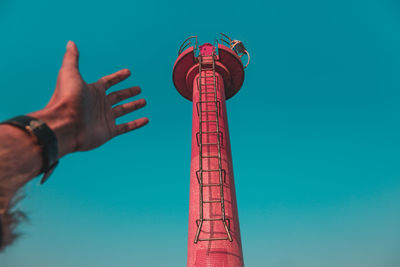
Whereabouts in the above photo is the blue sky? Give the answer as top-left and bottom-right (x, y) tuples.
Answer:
(1, 0), (400, 266)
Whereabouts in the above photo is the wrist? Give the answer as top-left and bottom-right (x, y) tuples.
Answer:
(29, 105), (77, 158)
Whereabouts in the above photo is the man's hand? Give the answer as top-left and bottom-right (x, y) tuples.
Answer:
(0, 41), (149, 251)
(31, 41), (149, 157)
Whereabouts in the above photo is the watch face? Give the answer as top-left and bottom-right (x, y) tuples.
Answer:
(29, 119), (45, 131)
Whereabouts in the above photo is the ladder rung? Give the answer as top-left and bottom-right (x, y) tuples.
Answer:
(200, 96), (216, 98)
(196, 131), (223, 147)
(200, 110), (217, 113)
(196, 169), (226, 182)
(199, 60), (215, 64)
(196, 169), (226, 183)
(199, 95), (216, 98)
(202, 155), (218, 158)
(195, 218), (225, 226)
(203, 184), (222, 187)
(200, 131), (219, 134)
(201, 120), (217, 123)
(198, 101), (218, 103)
(200, 83), (215, 86)
(198, 237), (229, 241)
(201, 75), (215, 78)
(203, 200), (222, 203)
(203, 218), (224, 221)
(200, 143), (218, 146)
(200, 169), (223, 172)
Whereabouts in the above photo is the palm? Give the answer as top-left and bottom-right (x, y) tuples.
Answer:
(47, 41), (148, 153)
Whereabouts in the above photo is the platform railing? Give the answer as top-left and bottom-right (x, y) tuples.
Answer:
(178, 36), (198, 55)
(220, 33), (232, 47)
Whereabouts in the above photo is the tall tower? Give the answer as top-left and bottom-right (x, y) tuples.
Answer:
(173, 34), (250, 267)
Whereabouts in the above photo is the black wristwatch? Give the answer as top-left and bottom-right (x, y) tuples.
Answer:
(1, 115), (59, 184)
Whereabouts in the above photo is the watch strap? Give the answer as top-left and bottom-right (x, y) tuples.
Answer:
(1, 115), (59, 184)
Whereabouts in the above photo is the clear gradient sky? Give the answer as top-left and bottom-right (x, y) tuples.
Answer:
(1, 0), (400, 266)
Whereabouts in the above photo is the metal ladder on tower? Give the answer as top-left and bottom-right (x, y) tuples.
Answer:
(194, 53), (233, 243)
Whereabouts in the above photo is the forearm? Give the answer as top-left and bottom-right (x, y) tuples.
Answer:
(0, 123), (43, 250)
(0, 106), (76, 249)
(0, 124), (42, 198)
(0, 105), (76, 211)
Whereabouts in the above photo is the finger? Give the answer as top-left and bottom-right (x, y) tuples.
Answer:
(107, 86), (141, 105)
(62, 41), (79, 70)
(116, 117), (149, 136)
(98, 69), (131, 90)
(113, 99), (146, 119)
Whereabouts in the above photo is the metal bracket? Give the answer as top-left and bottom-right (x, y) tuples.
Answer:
(220, 33), (250, 68)
(196, 100), (221, 116)
(196, 169), (227, 184)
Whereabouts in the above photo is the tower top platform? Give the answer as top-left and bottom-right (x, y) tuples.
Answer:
(172, 43), (245, 101)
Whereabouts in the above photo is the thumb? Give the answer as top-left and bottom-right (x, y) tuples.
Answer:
(62, 41), (79, 70)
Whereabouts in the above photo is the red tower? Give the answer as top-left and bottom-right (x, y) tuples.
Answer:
(173, 34), (249, 267)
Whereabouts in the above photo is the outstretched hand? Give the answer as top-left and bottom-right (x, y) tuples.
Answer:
(32, 41), (149, 157)
(0, 41), (149, 250)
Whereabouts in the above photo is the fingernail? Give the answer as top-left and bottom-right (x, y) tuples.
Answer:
(66, 41), (73, 50)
